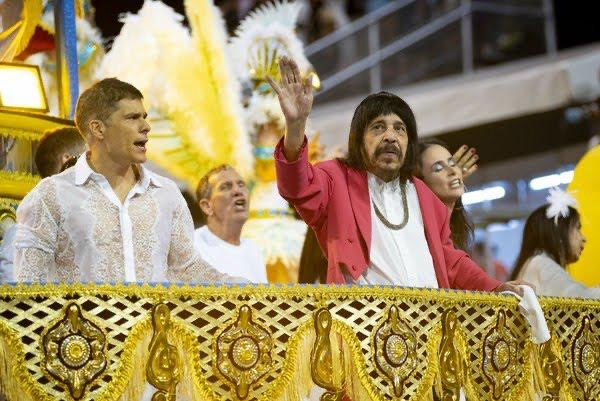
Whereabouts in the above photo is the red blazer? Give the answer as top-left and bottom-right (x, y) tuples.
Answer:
(275, 138), (501, 291)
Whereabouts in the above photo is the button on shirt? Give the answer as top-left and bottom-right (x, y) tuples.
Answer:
(14, 154), (235, 284)
(354, 174), (438, 287)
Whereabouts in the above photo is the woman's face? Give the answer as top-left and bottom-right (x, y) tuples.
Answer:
(420, 144), (464, 206)
(567, 220), (586, 264)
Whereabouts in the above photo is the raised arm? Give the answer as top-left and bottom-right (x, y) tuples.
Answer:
(267, 56), (313, 162)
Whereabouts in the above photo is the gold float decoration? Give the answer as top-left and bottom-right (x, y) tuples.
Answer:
(437, 310), (465, 401)
(0, 284), (598, 401)
(372, 304), (417, 398)
(0, 169), (40, 199)
(214, 304), (273, 400)
(146, 303), (180, 401)
(481, 310), (521, 399)
(311, 308), (346, 400)
(538, 336), (565, 401)
(571, 315), (600, 400)
(42, 302), (107, 400)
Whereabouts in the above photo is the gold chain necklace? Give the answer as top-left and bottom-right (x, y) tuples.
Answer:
(372, 181), (409, 230)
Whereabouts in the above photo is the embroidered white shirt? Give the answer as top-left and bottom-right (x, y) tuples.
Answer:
(14, 154), (238, 284)
(0, 224), (16, 282)
(194, 226), (268, 283)
(353, 174), (438, 287)
(517, 252), (600, 299)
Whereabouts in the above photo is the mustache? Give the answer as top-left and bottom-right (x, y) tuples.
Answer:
(375, 144), (402, 158)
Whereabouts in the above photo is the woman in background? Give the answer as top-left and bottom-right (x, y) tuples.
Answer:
(511, 188), (599, 298)
(417, 139), (477, 252)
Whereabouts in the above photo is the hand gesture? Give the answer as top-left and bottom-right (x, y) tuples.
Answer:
(453, 145), (479, 179)
(494, 280), (536, 297)
(267, 57), (313, 127)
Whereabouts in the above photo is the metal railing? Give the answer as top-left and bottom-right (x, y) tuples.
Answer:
(306, 0), (557, 103)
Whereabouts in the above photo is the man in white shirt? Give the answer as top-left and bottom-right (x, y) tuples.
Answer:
(14, 78), (238, 284)
(194, 165), (268, 283)
(0, 127), (86, 282)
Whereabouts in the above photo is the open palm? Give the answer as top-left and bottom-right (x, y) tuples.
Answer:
(267, 57), (313, 125)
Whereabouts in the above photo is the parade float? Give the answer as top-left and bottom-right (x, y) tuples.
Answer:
(0, 2), (599, 401)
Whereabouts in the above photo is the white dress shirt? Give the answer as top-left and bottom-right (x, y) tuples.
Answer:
(14, 154), (236, 284)
(352, 174), (438, 287)
(0, 224), (16, 282)
(518, 252), (600, 299)
(194, 226), (268, 283)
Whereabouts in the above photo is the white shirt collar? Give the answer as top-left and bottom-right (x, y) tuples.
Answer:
(74, 152), (162, 190)
(367, 172), (401, 193)
(201, 226), (242, 248)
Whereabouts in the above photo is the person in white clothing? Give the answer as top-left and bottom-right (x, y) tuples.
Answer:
(194, 165), (268, 283)
(0, 127), (86, 282)
(14, 78), (239, 284)
(511, 188), (599, 299)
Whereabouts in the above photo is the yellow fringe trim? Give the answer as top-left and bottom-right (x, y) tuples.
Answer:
(2, 282), (597, 309)
(0, 284), (597, 401)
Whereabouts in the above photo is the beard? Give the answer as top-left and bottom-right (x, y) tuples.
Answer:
(371, 143), (404, 181)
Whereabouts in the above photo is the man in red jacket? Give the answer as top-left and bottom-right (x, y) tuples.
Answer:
(268, 57), (528, 294)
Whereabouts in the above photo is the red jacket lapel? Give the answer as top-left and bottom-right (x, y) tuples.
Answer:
(346, 167), (371, 255)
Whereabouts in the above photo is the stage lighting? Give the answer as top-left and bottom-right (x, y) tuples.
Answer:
(0, 62), (48, 113)
(529, 170), (574, 191)
(463, 185), (506, 205)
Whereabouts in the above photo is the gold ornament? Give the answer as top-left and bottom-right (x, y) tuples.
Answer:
(437, 310), (466, 401)
(310, 308), (346, 401)
(482, 310), (520, 400)
(372, 305), (417, 398)
(214, 305), (273, 399)
(146, 303), (180, 401)
(42, 302), (106, 400)
(538, 337), (565, 401)
(571, 316), (599, 400)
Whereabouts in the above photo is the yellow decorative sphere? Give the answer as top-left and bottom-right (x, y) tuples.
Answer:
(568, 145), (600, 286)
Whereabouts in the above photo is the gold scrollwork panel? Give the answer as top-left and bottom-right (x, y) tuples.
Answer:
(0, 285), (597, 401)
(372, 304), (418, 398)
(481, 310), (522, 400)
(570, 315), (599, 401)
(213, 304), (273, 400)
(42, 302), (107, 400)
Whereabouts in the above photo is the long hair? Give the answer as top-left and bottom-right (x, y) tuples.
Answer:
(416, 138), (474, 252)
(339, 91), (418, 182)
(511, 205), (580, 280)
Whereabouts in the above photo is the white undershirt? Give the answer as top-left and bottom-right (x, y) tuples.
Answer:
(194, 226), (268, 283)
(353, 174), (438, 287)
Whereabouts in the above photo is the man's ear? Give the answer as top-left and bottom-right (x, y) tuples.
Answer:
(60, 153), (72, 165)
(89, 119), (105, 140)
(199, 199), (212, 217)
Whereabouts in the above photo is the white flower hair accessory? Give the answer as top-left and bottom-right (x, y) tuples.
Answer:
(545, 187), (578, 225)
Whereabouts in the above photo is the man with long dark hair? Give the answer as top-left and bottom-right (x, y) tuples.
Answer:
(269, 57), (527, 293)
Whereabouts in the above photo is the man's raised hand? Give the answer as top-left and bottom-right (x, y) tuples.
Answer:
(267, 57), (313, 161)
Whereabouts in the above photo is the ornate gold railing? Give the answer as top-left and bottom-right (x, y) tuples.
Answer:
(0, 284), (598, 401)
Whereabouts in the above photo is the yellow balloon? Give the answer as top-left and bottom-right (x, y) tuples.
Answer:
(567, 145), (600, 286)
